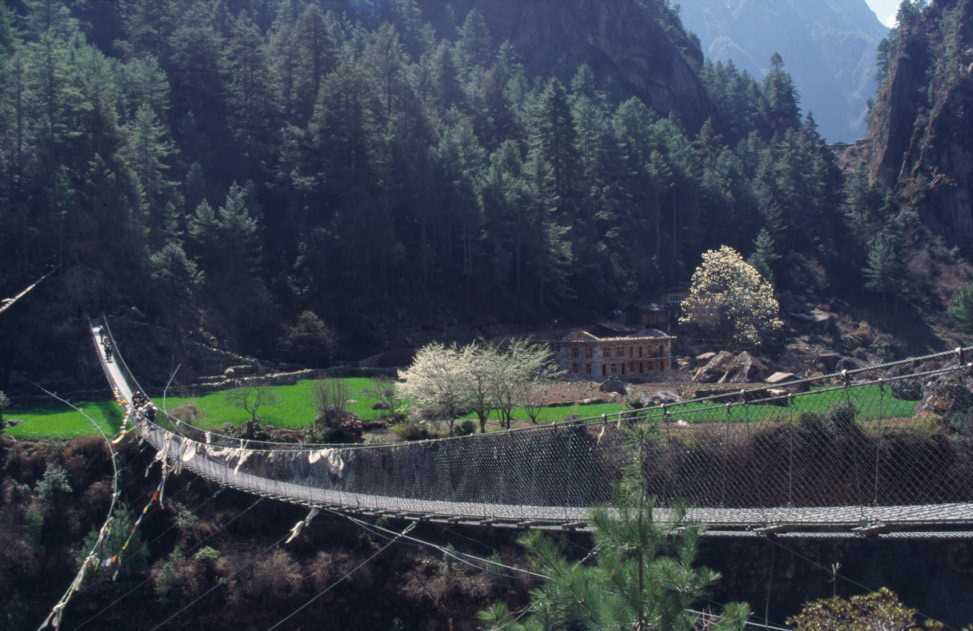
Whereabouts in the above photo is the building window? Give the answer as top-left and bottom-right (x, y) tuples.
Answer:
(585, 347), (593, 359)
(611, 364), (616, 374)
(572, 362), (579, 373)
(586, 364), (592, 375)
(573, 347), (580, 359)
(639, 346), (643, 358)
(639, 362), (644, 373)
(621, 363), (626, 375)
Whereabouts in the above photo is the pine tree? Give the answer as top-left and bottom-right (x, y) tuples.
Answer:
(222, 11), (278, 176)
(479, 424), (750, 630)
(458, 9), (492, 69)
(292, 4), (335, 125)
(122, 104), (177, 239)
(863, 229), (905, 298)
(762, 53), (801, 133)
(748, 228), (780, 283)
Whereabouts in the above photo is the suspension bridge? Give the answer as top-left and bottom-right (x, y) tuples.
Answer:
(90, 318), (973, 540)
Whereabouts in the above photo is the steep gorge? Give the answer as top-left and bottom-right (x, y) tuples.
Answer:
(866, 0), (973, 243)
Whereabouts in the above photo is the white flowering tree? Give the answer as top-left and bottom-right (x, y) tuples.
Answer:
(464, 343), (501, 434)
(492, 338), (560, 430)
(679, 245), (783, 347)
(397, 343), (471, 435)
(398, 339), (560, 433)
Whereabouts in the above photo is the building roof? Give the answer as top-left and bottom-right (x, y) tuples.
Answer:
(562, 322), (676, 343)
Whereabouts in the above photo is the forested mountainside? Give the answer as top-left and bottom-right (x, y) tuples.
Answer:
(679, 0), (888, 142)
(0, 0), (952, 387)
(865, 0), (973, 242)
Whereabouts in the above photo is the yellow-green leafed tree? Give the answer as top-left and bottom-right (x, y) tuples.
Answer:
(680, 245), (783, 347)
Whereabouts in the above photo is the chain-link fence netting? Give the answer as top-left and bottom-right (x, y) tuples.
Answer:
(96, 319), (973, 530)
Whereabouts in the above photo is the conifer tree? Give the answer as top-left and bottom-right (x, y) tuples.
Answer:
(863, 229), (905, 300)
(480, 424), (750, 630)
(749, 228), (780, 283)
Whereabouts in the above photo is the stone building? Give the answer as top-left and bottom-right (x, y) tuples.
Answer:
(557, 323), (676, 381)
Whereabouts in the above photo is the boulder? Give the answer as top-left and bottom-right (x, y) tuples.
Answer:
(765, 372), (796, 385)
(835, 357), (863, 373)
(817, 353), (842, 372)
(599, 378), (628, 396)
(890, 379), (922, 401)
(652, 390), (682, 405)
(919, 376), (973, 417)
(720, 351), (767, 384)
(372, 401), (391, 411)
(693, 351), (735, 383)
(695, 352), (718, 364)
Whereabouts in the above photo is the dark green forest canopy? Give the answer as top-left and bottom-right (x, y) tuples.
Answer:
(0, 0), (893, 368)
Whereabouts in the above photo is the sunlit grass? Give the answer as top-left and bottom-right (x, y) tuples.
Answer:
(6, 380), (918, 440)
(7, 400), (125, 440)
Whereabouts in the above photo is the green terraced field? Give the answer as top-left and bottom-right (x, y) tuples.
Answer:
(5, 379), (918, 440)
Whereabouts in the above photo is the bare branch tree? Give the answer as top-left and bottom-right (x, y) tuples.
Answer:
(364, 376), (400, 417)
(225, 386), (279, 423)
(314, 379), (349, 426)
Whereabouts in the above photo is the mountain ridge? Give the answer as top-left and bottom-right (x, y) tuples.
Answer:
(679, 0), (888, 141)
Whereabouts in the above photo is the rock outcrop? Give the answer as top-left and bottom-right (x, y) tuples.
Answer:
(694, 351), (767, 384)
(865, 0), (973, 242)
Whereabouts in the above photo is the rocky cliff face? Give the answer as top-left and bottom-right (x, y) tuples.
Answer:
(431, 0), (713, 131)
(867, 0), (973, 241)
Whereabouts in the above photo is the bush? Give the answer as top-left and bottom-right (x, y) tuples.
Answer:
(946, 410), (973, 436)
(948, 285), (973, 332)
(280, 311), (337, 366)
(35, 464), (72, 503)
(789, 587), (943, 630)
(455, 420), (477, 436)
(0, 390), (9, 428)
(222, 549), (302, 605)
(393, 422), (433, 442)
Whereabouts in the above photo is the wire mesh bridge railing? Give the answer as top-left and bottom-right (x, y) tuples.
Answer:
(92, 318), (973, 538)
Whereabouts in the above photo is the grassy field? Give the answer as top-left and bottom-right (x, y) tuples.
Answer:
(6, 400), (125, 440)
(5, 379), (919, 440)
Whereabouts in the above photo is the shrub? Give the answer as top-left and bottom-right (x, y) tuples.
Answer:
(455, 420), (477, 436)
(280, 311), (337, 366)
(35, 464), (72, 503)
(0, 390), (9, 428)
(152, 546), (206, 604)
(948, 285), (973, 332)
(314, 379), (349, 424)
(788, 587), (943, 630)
(168, 404), (202, 423)
(222, 549), (302, 605)
(393, 421), (433, 442)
